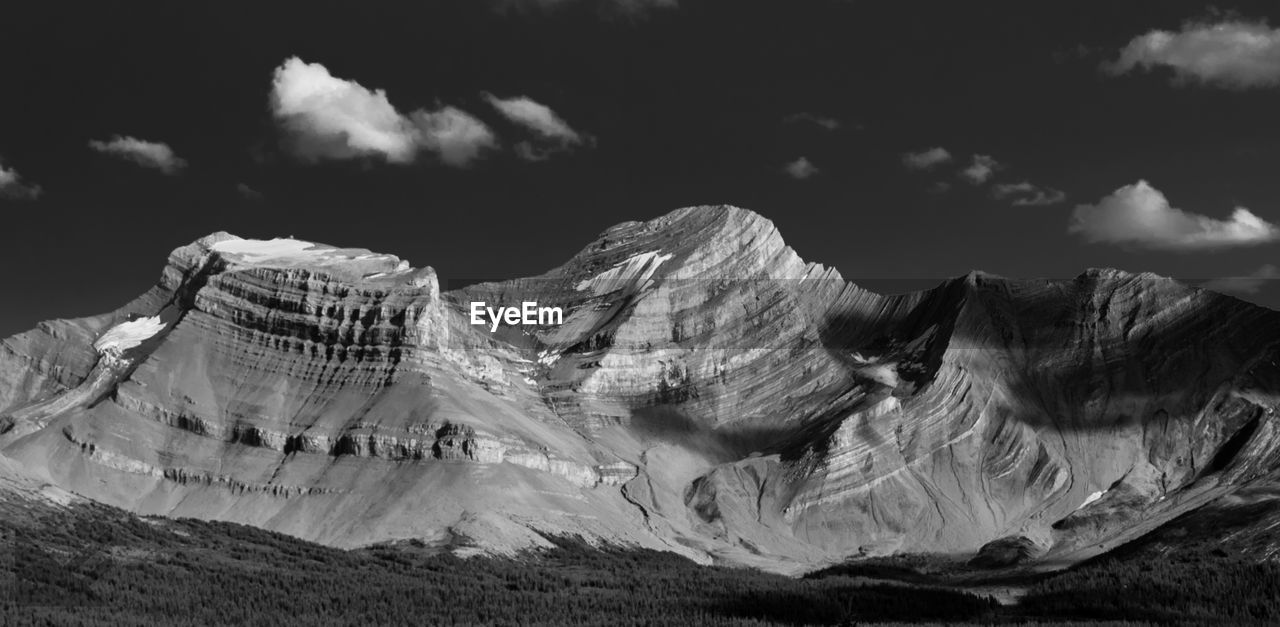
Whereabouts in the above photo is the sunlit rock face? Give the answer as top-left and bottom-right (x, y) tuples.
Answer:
(3, 205), (1280, 571)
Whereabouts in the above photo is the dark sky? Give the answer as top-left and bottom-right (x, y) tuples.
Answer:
(2, 0), (1279, 336)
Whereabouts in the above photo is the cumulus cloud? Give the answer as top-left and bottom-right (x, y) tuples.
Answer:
(483, 93), (589, 160)
(1106, 20), (1280, 88)
(1202, 264), (1280, 294)
(411, 106), (500, 167)
(784, 112), (841, 130)
(902, 147), (951, 170)
(269, 57), (496, 167)
(783, 157), (819, 180)
(0, 162), (41, 200)
(1069, 180), (1280, 251)
(1014, 190), (1067, 207)
(88, 136), (187, 174)
(960, 154), (999, 184)
(993, 181), (1067, 206)
(270, 57), (417, 162)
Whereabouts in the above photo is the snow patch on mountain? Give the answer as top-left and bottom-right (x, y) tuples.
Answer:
(94, 316), (166, 355)
(1077, 490), (1107, 511)
(537, 350), (561, 367)
(212, 238), (327, 262)
(575, 251), (673, 295)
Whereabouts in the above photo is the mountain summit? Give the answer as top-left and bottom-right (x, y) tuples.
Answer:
(3, 205), (1279, 572)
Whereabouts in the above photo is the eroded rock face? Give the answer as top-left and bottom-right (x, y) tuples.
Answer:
(2, 206), (1279, 572)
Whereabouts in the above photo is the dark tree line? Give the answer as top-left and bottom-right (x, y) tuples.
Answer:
(2, 502), (1276, 625)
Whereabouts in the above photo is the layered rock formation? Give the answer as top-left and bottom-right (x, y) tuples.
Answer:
(2, 205), (1279, 572)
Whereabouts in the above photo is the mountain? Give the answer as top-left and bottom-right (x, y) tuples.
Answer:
(3, 205), (1279, 573)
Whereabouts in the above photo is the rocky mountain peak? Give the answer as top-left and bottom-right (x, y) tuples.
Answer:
(3, 205), (1280, 574)
(551, 204), (799, 284)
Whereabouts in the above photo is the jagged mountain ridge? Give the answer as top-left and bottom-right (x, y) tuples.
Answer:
(2, 205), (1278, 572)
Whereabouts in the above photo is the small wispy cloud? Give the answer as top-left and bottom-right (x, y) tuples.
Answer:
(1069, 180), (1280, 251)
(484, 94), (582, 144)
(411, 106), (502, 167)
(1106, 19), (1280, 88)
(784, 112), (842, 131)
(483, 93), (590, 161)
(0, 162), (41, 200)
(88, 136), (187, 174)
(1202, 264), (1280, 294)
(993, 181), (1067, 206)
(902, 147), (952, 170)
(783, 157), (819, 180)
(269, 57), (497, 167)
(960, 154), (1000, 184)
(1013, 189), (1067, 207)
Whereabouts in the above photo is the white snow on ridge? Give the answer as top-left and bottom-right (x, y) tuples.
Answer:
(1076, 490), (1106, 511)
(94, 315), (166, 354)
(211, 238), (409, 273)
(212, 238), (326, 262)
(855, 362), (901, 388)
(574, 251), (674, 295)
(537, 350), (561, 367)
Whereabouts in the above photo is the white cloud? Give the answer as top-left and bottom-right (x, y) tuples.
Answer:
(783, 157), (819, 180)
(960, 154), (999, 184)
(1013, 189), (1067, 207)
(270, 57), (417, 162)
(0, 162), (41, 200)
(1202, 264), (1280, 294)
(993, 181), (1067, 206)
(88, 136), (187, 174)
(1069, 180), (1280, 251)
(269, 57), (496, 167)
(411, 106), (499, 167)
(902, 147), (951, 170)
(484, 95), (580, 143)
(483, 93), (587, 160)
(1107, 20), (1280, 88)
(784, 112), (841, 130)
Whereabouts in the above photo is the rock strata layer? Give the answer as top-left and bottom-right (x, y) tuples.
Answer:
(3, 206), (1279, 571)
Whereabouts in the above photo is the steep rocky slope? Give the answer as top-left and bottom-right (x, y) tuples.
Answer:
(2, 205), (1278, 572)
